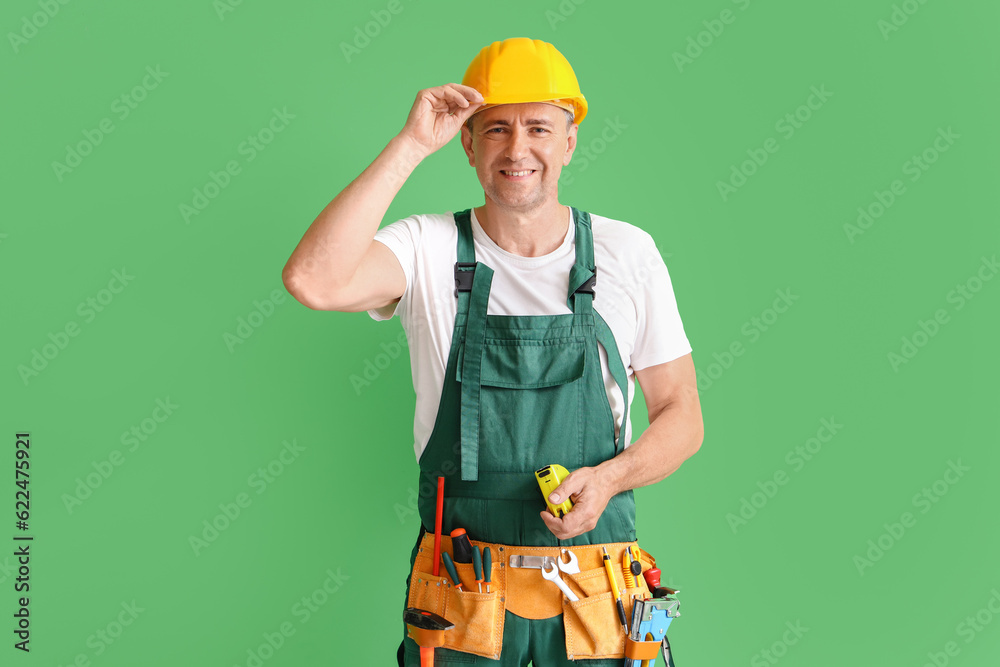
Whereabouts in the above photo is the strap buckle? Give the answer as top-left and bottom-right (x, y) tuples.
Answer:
(575, 267), (597, 295)
(454, 262), (477, 297)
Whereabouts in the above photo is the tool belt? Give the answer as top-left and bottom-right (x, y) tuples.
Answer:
(407, 532), (657, 660)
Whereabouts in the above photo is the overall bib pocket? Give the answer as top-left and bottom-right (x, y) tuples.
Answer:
(455, 334), (588, 389)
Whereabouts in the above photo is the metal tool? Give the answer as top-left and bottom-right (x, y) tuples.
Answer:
(625, 597), (681, 667)
(404, 607), (454, 667)
(472, 546), (483, 593)
(483, 547), (492, 593)
(509, 549), (579, 573)
(441, 553), (463, 591)
(541, 560), (579, 602)
(556, 549), (579, 574)
(643, 567), (680, 598)
(450, 528), (474, 563)
(509, 554), (555, 569)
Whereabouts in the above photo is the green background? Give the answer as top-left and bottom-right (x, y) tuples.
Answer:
(3, 0), (998, 664)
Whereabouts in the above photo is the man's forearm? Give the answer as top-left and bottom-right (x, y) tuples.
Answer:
(282, 135), (425, 297)
(597, 397), (703, 496)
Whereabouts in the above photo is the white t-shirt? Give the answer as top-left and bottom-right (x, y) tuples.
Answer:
(368, 206), (692, 463)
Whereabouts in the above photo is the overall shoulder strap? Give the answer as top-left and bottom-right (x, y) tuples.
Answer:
(567, 207), (596, 315)
(452, 208), (495, 481)
(570, 207), (631, 454)
(453, 209), (477, 316)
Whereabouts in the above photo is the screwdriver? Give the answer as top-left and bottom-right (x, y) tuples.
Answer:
(450, 528), (474, 564)
(441, 553), (463, 591)
(483, 547), (492, 593)
(472, 546), (483, 593)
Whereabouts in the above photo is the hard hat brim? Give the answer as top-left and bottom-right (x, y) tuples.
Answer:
(468, 98), (586, 125)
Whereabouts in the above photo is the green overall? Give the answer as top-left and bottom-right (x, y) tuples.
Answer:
(399, 207), (635, 666)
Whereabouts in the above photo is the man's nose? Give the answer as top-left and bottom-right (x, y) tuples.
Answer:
(504, 128), (530, 161)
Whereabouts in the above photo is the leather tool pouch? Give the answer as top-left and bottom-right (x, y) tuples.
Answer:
(560, 553), (650, 660)
(406, 534), (653, 661)
(406, 534), (505, 660)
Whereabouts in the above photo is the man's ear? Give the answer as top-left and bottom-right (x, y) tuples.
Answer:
(563, 123), (579, 166)
(460, 124), (476, 167)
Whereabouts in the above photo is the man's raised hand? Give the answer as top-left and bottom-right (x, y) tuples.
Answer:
(398, 83), (483, 158)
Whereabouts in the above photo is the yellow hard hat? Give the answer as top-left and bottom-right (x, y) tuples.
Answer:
(462, 38), (587, 125)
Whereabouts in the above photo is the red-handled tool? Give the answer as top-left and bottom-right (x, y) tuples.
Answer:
(404, 607), (453, 667)
(432, 477), (444, 577)
(643, 567), (679, 598)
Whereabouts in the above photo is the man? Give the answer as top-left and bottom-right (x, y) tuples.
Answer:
(283, 38), (703, 667)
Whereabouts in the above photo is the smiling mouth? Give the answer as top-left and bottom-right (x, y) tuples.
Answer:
(500, 169), (536, 177)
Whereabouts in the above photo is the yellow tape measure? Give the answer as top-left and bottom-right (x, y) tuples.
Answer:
(535, 464), (574, 518)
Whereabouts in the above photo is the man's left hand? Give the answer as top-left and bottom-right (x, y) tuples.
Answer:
(539, 466), (617, 539)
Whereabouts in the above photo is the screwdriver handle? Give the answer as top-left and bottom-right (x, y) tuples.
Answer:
(483, 547), (492, 593)
(472, 546), (483, 592)
(442, 553), (463, 591)
(450, 528), (474, 563)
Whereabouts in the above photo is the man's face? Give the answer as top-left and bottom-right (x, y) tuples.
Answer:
(461, 103), (578, 213)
